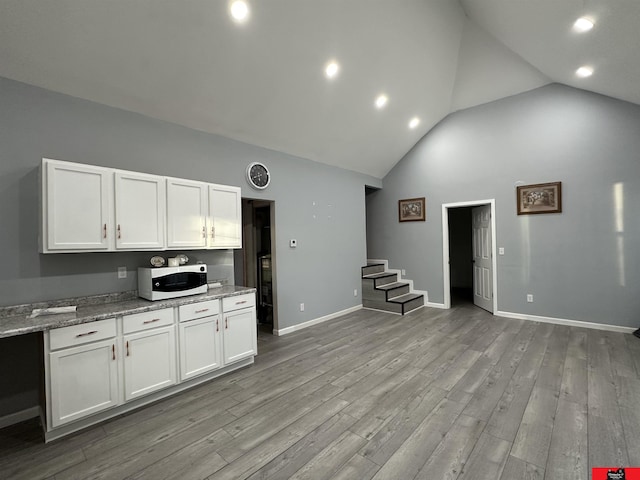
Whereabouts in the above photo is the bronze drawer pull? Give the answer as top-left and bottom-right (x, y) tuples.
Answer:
(76, 330), (98, 338)
(143, 318), (160, 324)
(195, 308), (209, 314)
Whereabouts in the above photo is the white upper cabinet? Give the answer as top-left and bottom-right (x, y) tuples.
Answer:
(166, 178), (208, 249)
(43, 159), (111, 251)
(115, 171), (166, 250)
(208, 184), (242, 248)
(42, 158), (242, 253)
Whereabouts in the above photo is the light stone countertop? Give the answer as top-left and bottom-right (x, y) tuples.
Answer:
(0, 286), (256, 339)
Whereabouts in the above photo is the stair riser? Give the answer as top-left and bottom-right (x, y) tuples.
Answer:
(402, 297), (425, 314)
(363, 299), (403, 314)
(386, 285), (410, 300)
(374, 275), (397, 288)
(362, 281), (390, 303)
(361, 264), (385, 277)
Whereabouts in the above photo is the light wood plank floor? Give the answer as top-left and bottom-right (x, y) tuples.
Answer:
(2, 303), (640, 479)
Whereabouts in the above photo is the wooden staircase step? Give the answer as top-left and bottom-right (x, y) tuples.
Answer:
(388, 293), (424, 314)
(378, 282), (408, 292)
(361, 271), (394, 279)
(378, 282), (411, 300)
(361, 263), (385, 277)
(362, 272), (398, 288)
(388, 293), (423, 304)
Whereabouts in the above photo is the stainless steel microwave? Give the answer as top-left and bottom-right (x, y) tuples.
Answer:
(138, 265), (207, 301)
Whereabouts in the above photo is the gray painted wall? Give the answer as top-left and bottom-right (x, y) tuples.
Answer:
(367, 84), (640, 328)
(0, 76), (379, 417)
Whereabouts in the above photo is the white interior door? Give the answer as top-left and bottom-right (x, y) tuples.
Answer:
(472, 205), (493, 312)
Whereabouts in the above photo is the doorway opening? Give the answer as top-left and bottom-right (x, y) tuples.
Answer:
(234, 199), (277, 333)
(442, 199), (497, 313)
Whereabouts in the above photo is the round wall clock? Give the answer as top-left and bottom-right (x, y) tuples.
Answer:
(246, 162), (271, 190)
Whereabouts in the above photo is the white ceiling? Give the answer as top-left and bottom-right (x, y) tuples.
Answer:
(0, 1), (637, 178)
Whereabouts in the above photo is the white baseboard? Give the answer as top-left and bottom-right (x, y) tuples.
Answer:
(496, 310), (636, 334)
(0, 406), (39, 429)
(425, 301), (447, 309)
(274, 305), (363, 336)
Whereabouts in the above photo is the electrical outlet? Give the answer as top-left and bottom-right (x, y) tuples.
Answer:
(300, 303), (305, 312)
(527, 294), (533, 303)
(117, 266), (127, 279)
(401, 269), (406, 276)
(354, 289), (358, 297)
(498, 247), (505, 255)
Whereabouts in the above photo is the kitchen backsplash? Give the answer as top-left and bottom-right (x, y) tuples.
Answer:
(0, 249), (236, 310)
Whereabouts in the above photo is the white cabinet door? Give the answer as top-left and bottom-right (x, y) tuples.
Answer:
(166, 178), (208, 248)
(44, 159), (111, 251)
(49, 339), (119, 427)
(123, 325), (177, 401)
(222, 308), (257, 364)
(179, 316), (222, 380)
(208, 184), (242, 248)
(115, 171), (166, 250)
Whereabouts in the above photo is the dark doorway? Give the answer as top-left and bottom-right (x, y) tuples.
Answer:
(235, 199), (275, 331)
(448, 207), (473, 306)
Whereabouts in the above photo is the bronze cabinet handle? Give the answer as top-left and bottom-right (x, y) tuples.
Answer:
(76, 330), (98, 338)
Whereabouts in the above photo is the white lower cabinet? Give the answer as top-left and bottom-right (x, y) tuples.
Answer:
(222, 293), (257, 364)
(223, 309), (257, 364)
(44, 293), (256, 440)
(179, 316), (222, 380)
(48, 319), (119, 428)
(178, 299), (222, 380)
(123, 325), (177, 400)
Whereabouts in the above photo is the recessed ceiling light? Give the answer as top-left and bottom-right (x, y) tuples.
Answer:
(576, 66), (594, 78)
(573, 17), (594, 32)
(325, 61), (340, 79)
(375, 94), (388, 109)
(230, 0), (249, 22)
(409, 117), (420, 129)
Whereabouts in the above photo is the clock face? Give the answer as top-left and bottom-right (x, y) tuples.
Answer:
(247, 162), (270, 189)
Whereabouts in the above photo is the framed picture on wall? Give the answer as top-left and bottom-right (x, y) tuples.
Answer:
(399, 197), (426, 222)
(516, 181), (562, 215)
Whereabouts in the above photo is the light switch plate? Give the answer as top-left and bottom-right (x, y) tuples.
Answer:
(498, 247), (505, 255)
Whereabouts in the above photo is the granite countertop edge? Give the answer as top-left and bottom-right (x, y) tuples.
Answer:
(0, 286), (256, 339)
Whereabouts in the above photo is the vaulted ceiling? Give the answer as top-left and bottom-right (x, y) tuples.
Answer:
(0, 1), (637, 178)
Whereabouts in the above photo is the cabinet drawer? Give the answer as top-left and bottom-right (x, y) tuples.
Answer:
(49, 318), (117, 350)
(222, 293), (255, 313)
(179, 300), (220, 322)
(123, 308), (174, 334)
